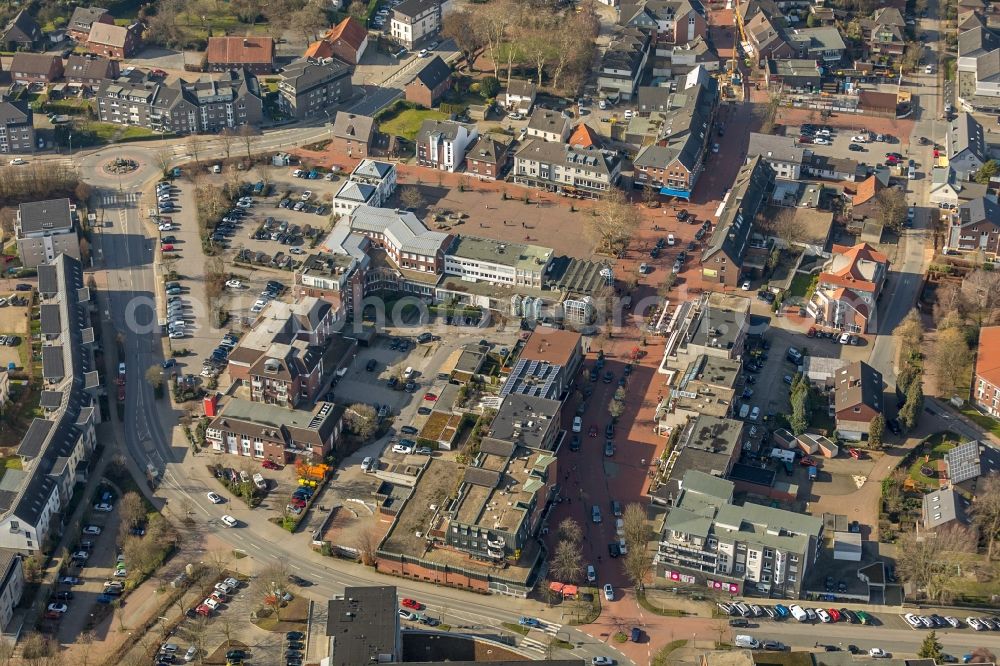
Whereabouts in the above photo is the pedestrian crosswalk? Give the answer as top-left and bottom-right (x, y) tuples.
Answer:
(518, 622), (564, 654)
(519, 637), (547, 654)
(100, 192), (139, 206)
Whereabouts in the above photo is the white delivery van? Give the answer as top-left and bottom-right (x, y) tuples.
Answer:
(790, 604), (809, 622)
(735, 636), (760, 649)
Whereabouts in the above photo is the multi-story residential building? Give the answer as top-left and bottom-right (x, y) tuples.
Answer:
(206, 36), (275, 73)
(277, 57), (353, 120)
(787, 26), (846, 62)
(465, 133), (514, 180)
(502, 326), (583, 399)
(513, 140), (622, 199)
(330, 111), (376, 158)
(957, 25), (1000, 112)
(65, 54), (119, 88)
(444, 236), (553, 288)
(746, 132), (804, 180)
(948, 196), (1000, 258)
(974, 326), (1000, 418)
(390, 0), (443, 49)
(87, 22), (141, 59)
(525, 108), (572, 143)
(700, 156), (775, 287)
(948, 113), (988, 180)
(248, 342), (326, 408)
(294, 252), (366, 315)
(205, 398), (344, 462)
(0, 552), (24, 631)
(597, 28), (651, 102)
(0, 100), (35, 155)
(619, 0), (708, 47)
(404, 55), (452, 107)
(862, 7), (906, 57)
(808, 242), (889, 334)
(656, 470), (823, 598)
(332, 159), (397, 215)
(67, 6), (113, 42)
(95, 69), (263, 135)
(304, 16), (368, 65)
(744, 12), (795, 62)
(633, 77), (717, 198)
(0, 10), (42, 52)
(0, 254), (100, 553)
(415, 119), (478, 172)
(9, 53), (63, 84)
(348, 206), (451, 274)
(16, 199), (80, 269)
(833, 361), (883, 441)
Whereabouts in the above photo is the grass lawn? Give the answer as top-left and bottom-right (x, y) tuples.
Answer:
(652, 640), (688, 666)
(961, 407), (1000, 438)
(380, 108), (448, 140)
(907, 432), (961, 490)
(788, 272), (816, 299)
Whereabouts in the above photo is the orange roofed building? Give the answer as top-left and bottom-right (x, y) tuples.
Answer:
(206, 36), (275, 73)
(974, 326), (1000, 418)
(568, 123), (601, 149)
(304, 17), (368, 65)
(806, 242), (888, 334)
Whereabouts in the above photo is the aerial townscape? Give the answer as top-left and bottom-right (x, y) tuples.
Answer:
(6, 0), (1000, 664)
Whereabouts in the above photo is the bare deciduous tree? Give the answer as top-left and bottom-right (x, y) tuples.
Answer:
(353, 519), (381, 566)
(932, 325), (973, 397)
(187, 135), (204, 167)
(973, 473), (1000, 559)
(399, 187), (425, 211)
(875, 187), (907, 231)
(586, 190), (641, 255)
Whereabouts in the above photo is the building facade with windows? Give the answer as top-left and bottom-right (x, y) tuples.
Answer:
(656, 470), (823, 598)
(513, 140), (622, 199)
(415, 119), (478, 172)
(16, 199), (80, 269)
(205, 399), (344, 462)
(390, 0), (443, 49)
(0, 100), (35, 155)
(975, 326), (1000, 418)
(276, 58), (353, 120)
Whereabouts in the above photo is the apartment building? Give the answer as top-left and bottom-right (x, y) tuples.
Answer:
(0, 254), (100, 553)
(277, 57), (353, 120)
(513, 140), (622, 199)
(700, 156), (775, 287)
(415, 119), (478, 172)
(465, 133), (514, 180)
(948, 197), (1000, 258)
(0, 552), (24, 631)
(348, 206), (451, 275)
(206, 399), (344, 462)
(445, 236), (552, 288)
(597, 28), (651, 102)
(65, 54), (119, 88)
(808, 242), (889, 334)
(948, 113), (988, 180)
(95, 69), (263, 135)
(16, 199), (80, 269)
(294, 252), (366, 315)
(619, 0), (708, 47)
(0, 100), (35, 155)
(975, 326), (1000, 418)
(656, 470), (823, 598)
(390, 0), (444, 49)
(746, 132), (804, 180)
(330, 111), (376, 158)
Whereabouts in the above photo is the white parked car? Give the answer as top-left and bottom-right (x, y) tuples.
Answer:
(206, 492), (224, 504)
(225, 279), (243, 289)
(623, 109), (633, 119)
(158, 223), (175, 232)
(869, 648), (890, 658)
(851, 135), (868, 143)
(816, 609), (831, 623)
(392, 444), (414, 454)
(603, 584), (614, 601)
(572, 416), (582, 433)
(667, 233), (675, 245)
(419, 49), (429, 57)
(749, 406), (760, 421)
(94, 503), (113, 512)
(202, 597), (220, 610)
(220, 515), (238, 528)
(813, 137), (830, 145)
(300, 190), (312, 201)
(968, 617), (985, 631)
(250, 300), (266, 313)
(8, 158), (26, 166)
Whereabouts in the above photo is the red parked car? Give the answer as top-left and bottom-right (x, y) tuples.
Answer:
(423, 393), (438, 401)
(828, 608), (841, 622)
(289, 498), (306, 508)
(161, 243), (175, 252)
(848, 448), (862, 460)
(401, 598), (423, 610)
(800, 456), (817, 467)
(195, 604), (212, 617)
(262, 459), (280, 470)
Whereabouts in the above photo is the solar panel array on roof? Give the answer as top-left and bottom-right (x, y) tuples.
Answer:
(947, 440), (982, 483)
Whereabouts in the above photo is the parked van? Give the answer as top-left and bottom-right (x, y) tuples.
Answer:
(212, 164), (222, 174)
(790, 605), (809, 622)
(735, 636), (760, 649)
(738, 403), (751, 419)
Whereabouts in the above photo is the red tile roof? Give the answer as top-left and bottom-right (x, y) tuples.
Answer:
(206, 36), (274, 65)
(977, 326), (1000, 388)
(568, 123), (601, 148)
(852, 174), (882, 206)
(325, 16), (367, 51)
(820, 242), (888, 292)
(304, 39), (334, 59)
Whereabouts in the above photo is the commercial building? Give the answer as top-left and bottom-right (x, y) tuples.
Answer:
(700, 157), (775, 287)
(332, 160), (397, 215)
(16, 199), (80, 269)
(86, 22), (141, 59)
(205, 398), (344, 462)
(832, 361), (883, 441)
(513, 140), (622, 199)
(656, 470), (823, 598)
(0, 100), (35, 155)
(0, 254), (100, 553)
(390, 0), (444, 49)
(95, 69), (263, 135)
(465, 133), (514, 180)
(415, 119), (478, 172)
(974, 326), (1000, 418)
(597, 28), (651, 102)
(277, 58), (353, 120)
(326, 587), (401, 666)
(502, 326), (584, 400)
(746, 132), (804, 180)
(444, 236), (552, 288)
(206, 36), (275, 73)
(347, 206), (451, 275)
